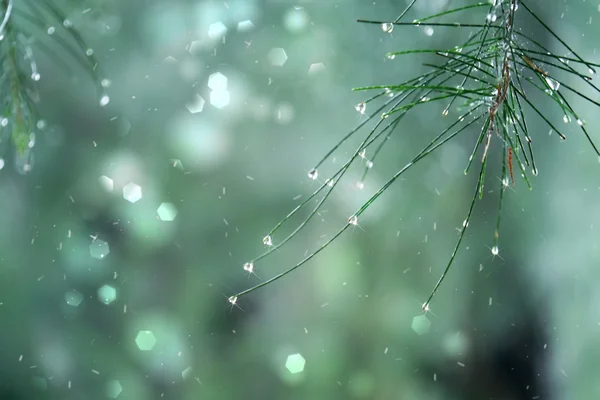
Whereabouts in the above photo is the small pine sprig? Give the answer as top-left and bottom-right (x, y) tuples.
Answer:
(0, 0), (108, 169)
(229, 0), (600, 310)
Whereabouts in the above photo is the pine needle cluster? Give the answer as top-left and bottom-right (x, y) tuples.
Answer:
(230, 0), (600, 310)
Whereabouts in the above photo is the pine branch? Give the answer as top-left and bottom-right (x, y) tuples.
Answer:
(230, 0), (600, 311)
(0, 0), (107, 170)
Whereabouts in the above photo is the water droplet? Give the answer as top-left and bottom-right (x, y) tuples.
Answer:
(263, 235), (272, 246)
(63, 19), (73, 28)
(31, 72), (40, 81)
(421, 302), (430, 312)
(424, 27), (434, 36)
(589, 68), (595, 75)
(384, 88), (394, 97)
(326, 178), (334, 187)
(487, 13), (497, 22)
(386, 53), (396, 60)
(99, 95), (110, 107)
(355, 102), (366, 114)
(442, 108), (449, 116)
(510, 2), (519, 11)
(563, 114), (571, 123)
(86, 49), (94, 56)
(545, 76), (560, 91)
(101, 79), (111, 88)
(577, 119), (585, 126)
(348, 215), (358, 225)
(502, 177), (509, 187)
(1, 118), (7, 127)
(491, 246), (499, 256)
(0, 158), (4, 170)
(381, 23), (393, 33)
(532, 167), (538, 176)
(228, 296), (238, 305)
(243, 262), (254, 272)
(356, 182), (364, 190)
(462, 219), (469, 228)
(359, 149), (366, 159)
(47, 26), (55, 35)
(36, 120), (46, 129)
(308, 168), (318, 180)
(366, 160), (374, 169)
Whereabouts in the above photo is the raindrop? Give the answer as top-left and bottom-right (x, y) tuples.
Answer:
(487, 14), (497, 22)
(356, 182), (364, 190)
(545, 76), (560, 91)
(263, 235), (272, 246)
(348, 215), (358, 225)
(491, 246), (499, 256)
(355, 102), (366, 114)
(0, 158), (4, 170)
(563, 114), (571, 123)
(31, 72), (40, 81)
(228, 296), (238, 305)
(101, 79), (112, 88)
(63, 19), (73, 28)
(99, 95), (110, 107)
(86, 49), (94, 56)
(47, 26), (55, 35)
(577, 119), (585, 126)
(532, 167), (538, 176)
(308, 168), (318, 180)
(462, 219), (469, 228)
(366, 160), (374, 169)
(386, 53), (396, 60)
(381, 23), (393, 33)
(424, 27), (434, 36)
(243, 262), (254, 272)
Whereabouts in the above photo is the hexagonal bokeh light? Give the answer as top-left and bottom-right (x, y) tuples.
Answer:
(90, 239), (110, 259)
(65, 290), (83, 307)
(268, 48), (288, 66)
(135, 330), (157, 351)
(308, 62), (326, 75)
(106, 380), (123, 398)
(411, 315), (431, 335)
(123, 182), (142, 203)
(99, 175), (113, 192)
(157, 202), (178, 221)
(208, 21), (227, 39)
(97, 284), (117, 305)
(285, 353), (306, 374)
(210, 90), (230, 109)
(208, 72), (227, 91)
(185, 94), (205, 114)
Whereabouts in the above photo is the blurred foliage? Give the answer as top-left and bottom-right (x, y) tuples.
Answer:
(0, 1), (600, 399)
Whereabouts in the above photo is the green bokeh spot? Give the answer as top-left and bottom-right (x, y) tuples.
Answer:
(285, 353), (306, 374)
(90, 240), (110, 259)
(411, 315), (431, 335)
(65, 290), (83, 306)
(106, 380), (123, 398)
(135, 330), (157, 351)
(156, 202), (178, 221)
(98, 284), (117, 305)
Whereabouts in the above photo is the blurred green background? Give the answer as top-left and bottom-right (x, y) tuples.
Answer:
(1, 0), (600, 399)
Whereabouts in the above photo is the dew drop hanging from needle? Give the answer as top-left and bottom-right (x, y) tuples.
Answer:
(381, 22), (393, 33)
